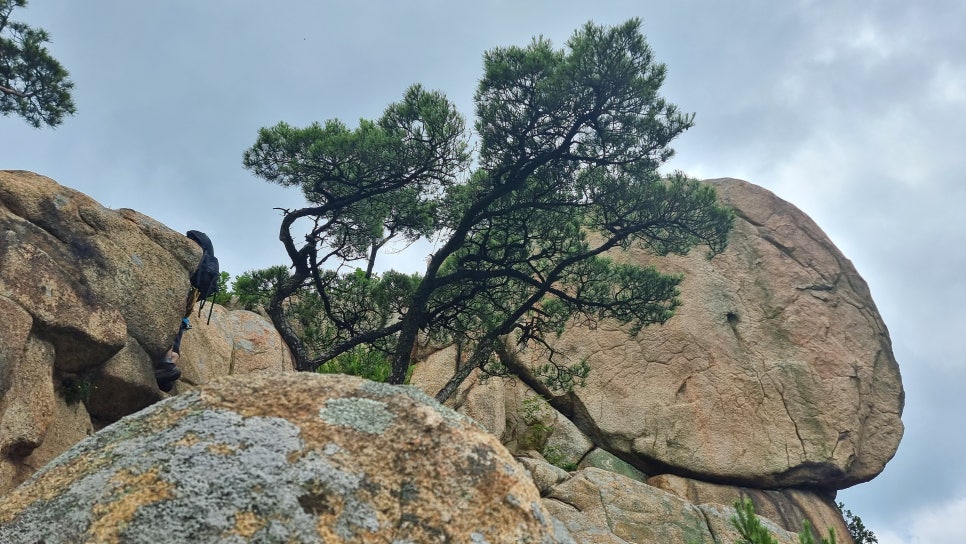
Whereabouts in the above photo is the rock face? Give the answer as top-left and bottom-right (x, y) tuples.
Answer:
(548, 468), (805, 544)
(646, 474), (849, 540)
(177, 304), (294, 385)
(0, 373), (572, 544)
(524, 178), (902, 489)
(412, 177), (903, 542)
(0, 171), (294, 494)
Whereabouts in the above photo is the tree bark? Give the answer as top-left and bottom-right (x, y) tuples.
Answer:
(434, 337), (497, 403)
(267, 268), (314, 371)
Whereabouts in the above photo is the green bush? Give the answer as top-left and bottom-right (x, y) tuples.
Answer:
(315, 345), (408, 383)
(731, 498), (836, 544)
(213, 271), (233, 305)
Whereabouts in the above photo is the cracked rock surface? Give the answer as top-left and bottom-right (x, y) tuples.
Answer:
(541, 178), (903, 489)
(0, 373), (573, 544)
(0, 171), (294, 494)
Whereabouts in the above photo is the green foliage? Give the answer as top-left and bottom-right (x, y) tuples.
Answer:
(60, 374), (95, 405)
(518, 394), (554, 451)
(316, 344), (398, 383)
(0, 0), (75, 127)
(232, 265), (420, 370)
(232, 266), (290, 310)
(533, 357), (590, 394)
(244, 19), (734, 396)
(243, 83), (468, 274)
(541, 445), (578, 472)
(838, 502), (878, 544)
(212, 271), (232, 305)
(797, 520), (836, 544)
(732, 498), (837, 544)
(732, 498), (781, 544)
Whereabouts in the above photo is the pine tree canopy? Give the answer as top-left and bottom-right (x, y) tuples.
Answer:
(0, 0), (75, 128)
(243, 18), (734, 398)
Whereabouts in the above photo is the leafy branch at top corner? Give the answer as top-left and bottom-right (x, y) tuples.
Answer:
(0, 0), (76, 128)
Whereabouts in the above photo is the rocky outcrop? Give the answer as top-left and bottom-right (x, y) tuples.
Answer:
(177, 304), (294, 385)
(519, 458), (847, 543)
(646, 474), (849, 540)
(412, 177), (902, 542)
(84, 304), (294, 423)
(1, 170), (897, 543)
(0, 171), (294, 494)
(526, 459), (801, 544)
(539, 177), (903, 490)
(0, 373), (573, 543)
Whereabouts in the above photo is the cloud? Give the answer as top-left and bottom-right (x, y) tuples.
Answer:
(928, 61), (966, 105)
(876, 495), (966, 544)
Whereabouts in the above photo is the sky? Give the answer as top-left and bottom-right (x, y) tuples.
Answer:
(3, 1), (964, 541)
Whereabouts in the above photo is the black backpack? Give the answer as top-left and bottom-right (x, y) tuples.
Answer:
(187, 230), (220, 324)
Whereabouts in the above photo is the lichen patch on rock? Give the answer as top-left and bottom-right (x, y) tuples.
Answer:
(0, 373), (571, 543)
(318, 397), (395, 434)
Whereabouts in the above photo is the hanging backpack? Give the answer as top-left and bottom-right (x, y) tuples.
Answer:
(172, 230), (221, 356)
(186, 230), (220, 324)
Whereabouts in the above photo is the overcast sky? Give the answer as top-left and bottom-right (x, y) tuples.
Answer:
(3, 1), (964, 541)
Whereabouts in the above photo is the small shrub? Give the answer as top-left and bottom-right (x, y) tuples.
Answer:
(731, 498), (836, 544)
(517, 394), (554, 451)
(212, 271), (232, 305)
(60, 374), (96, 405)
(542, 445), (578, 471)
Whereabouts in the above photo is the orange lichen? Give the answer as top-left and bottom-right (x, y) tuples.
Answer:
(0, 444), (117, 525)
(85, 468), (175, 544)
(226, 510), (268, 538)
(207, 443), (236, 455)
(172, 432), (200, 447)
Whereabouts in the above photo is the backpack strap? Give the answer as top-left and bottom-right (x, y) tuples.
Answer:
(197, 283), (218, 325)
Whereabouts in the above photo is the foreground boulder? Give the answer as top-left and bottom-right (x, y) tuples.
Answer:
(0, 171), (293, 493)
(0, 373), (571, 543)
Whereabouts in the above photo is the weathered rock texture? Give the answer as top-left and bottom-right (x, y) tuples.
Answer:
(646, 474), (849, 540)
(0, 171), (294, 494)
(412, 177), (902, 542)
(177, 304), (294, 386)
(539, 178), (904, 489)
(0, 373), (573, 544)
(537, 463), (802, 544)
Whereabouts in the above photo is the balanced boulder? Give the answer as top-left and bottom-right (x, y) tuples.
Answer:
(521, 178), (903, 489)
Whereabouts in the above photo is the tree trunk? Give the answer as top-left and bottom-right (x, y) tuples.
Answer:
(268, 298), (313, 371)
(388, 314), (421, 383)
(434, 336), (497, 403)
(267, 273), (314, 372)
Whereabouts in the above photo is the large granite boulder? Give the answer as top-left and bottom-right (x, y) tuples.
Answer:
(516, 455), (846, 544)
(0, 171), (294, 493)
(519, 178), (902, 489)
(177, 304), (294, 385)
(0, 373), (572, 544)
(410, 177), (900, 541)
